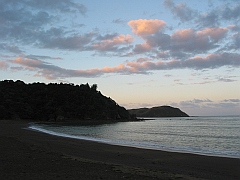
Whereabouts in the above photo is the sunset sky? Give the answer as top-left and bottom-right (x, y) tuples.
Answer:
(1, 0), (240, 116)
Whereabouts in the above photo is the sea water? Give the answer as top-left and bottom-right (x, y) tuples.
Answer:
(29, 116), (240, 159)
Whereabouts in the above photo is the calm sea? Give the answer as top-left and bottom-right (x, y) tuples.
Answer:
(29, 116), (240, 159)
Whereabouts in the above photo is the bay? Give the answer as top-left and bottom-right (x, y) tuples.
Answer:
(29, 116), (240, 159)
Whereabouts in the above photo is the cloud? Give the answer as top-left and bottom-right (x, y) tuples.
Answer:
(197, 27), (228, 42)
(133, 27), (228, 57)
(0, 61), (9, 70)
(26, 55), (62, 60)
(0, 8), (53, 41)
(112, 19), (125, 24)
(41, 31), (96, 50)
(176, 98), (240, 116)
(1, 0), (240, 81)
(133, 43), (151, 53)
(163, 0), (197, 22)
(222, 99), (240, 103)
(182, 53), (240, 69)
(196, 10), (220, 28)
(1, 7), (134, 55)
(128, 19), (166, 36)
(0, 43), (23, 54)
(164, 0), (240, 28)
(7, 57), (132, 79)
(92, 34), (134, 51)
(192, 99), (213, 103)
(5, 52), (240, 80)
(222, 3), (240, 21)
(228, 25), (240, 32)
(169, 27), (227, 52)
(231, 32), (240, 49)
(163, 0), (175, 9)
(0, 0), (87, 49)
(196, 2), (240, 28)
(9, 57), (102, 80)
(218, 77), (237, 82)
(33, 30), (132, 54)
(21, 0), (87, 15)
(178, 98), (240, 110)
(125, 52), (240, 73)
(178, 99), (240, 116)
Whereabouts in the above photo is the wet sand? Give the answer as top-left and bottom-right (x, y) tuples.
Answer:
(0, 120), (239, 179)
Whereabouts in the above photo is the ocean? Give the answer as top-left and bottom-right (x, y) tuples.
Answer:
(29, 116), (240, 159)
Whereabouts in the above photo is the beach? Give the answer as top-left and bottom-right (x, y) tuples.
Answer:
(0, 120), (239, 180)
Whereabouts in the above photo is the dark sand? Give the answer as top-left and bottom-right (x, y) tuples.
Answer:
(0, 120), (239, 180)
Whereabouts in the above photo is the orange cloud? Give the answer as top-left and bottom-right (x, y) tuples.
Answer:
(128, 19), (166, 36)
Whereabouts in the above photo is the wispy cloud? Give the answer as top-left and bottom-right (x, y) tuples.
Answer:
(4, 51), (239, 80)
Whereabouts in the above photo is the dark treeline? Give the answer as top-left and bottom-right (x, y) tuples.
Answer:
(0, 80), (135, 121)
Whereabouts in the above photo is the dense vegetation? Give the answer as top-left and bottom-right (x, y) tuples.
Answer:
(0, 80), (134, 121)
(128, 106), (189, 117)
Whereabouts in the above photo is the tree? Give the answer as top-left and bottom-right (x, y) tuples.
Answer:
(91, 84), (98, 92)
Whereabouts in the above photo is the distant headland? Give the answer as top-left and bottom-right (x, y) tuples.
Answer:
(128, 106), (189, 117)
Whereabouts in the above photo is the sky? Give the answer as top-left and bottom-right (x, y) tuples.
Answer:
(0, 0), (240, 116)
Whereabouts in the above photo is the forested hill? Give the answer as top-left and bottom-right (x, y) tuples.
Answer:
(0, 80), (134, 121)
(128, 106), (189, 117)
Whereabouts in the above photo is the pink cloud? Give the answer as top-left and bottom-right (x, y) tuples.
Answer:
(171, 28), (195, 42)
(7, 52), (240, 80)
(93, 34), (133, 51)
(128, 19), (166, 36)
(13, 57), (44, 67)
(197, 27), (228, 42)
(131, 26), (228, 55)
(101, 64), (126, 73)
(171, 27), (227, 43)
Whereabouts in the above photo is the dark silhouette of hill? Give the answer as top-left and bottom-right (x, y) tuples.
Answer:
(128, 106), (189, 117)
(0, 80), (134, 121)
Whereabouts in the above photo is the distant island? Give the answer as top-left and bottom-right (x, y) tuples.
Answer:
(0, 80), (135, 121)
(128, 106), (189, 117)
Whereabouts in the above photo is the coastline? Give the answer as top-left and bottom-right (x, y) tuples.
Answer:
(1, 120), (240, 180)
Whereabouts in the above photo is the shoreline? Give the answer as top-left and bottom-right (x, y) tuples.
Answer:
(1, 120), (240, 179)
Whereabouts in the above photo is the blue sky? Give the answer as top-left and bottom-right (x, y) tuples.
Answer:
(0, 0), (240, 116)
